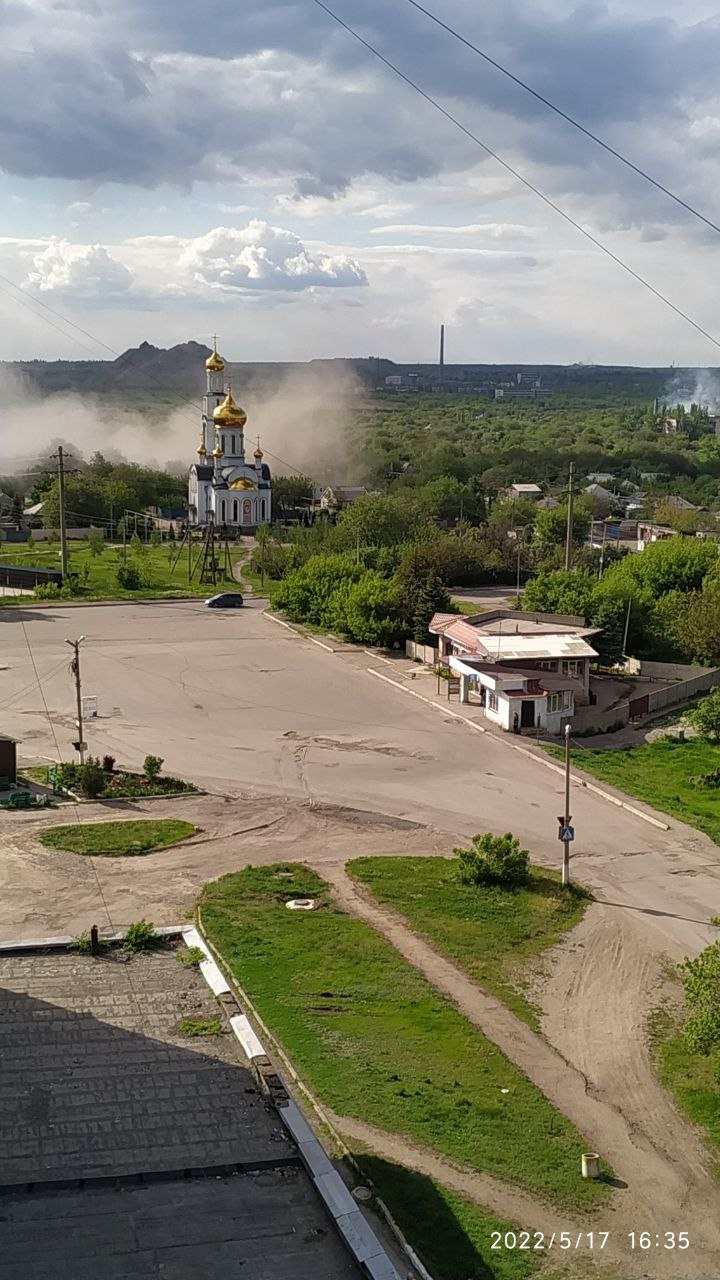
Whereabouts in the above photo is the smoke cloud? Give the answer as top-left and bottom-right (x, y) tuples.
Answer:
(663, 368), (720, 414)
(0, 360), (365, 488)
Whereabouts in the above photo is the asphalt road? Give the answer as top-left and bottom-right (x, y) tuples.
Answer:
(1, 599), (719, 957)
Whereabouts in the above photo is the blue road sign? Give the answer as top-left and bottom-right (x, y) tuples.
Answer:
(559, 825), (575, 842)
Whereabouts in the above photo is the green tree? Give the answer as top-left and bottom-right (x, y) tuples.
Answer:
(87, 528), (105, 557)
(455, 832), (530, 887)
(588, 596), (626, 667)
(329, 574), (406, 646)
(522, 569), (595, 617)
(273, 555), (364, 625)
(675, 585), (720, 666)
(679, 941), (720, 1054)
(130, 531), (143, 555)
(685, 688), (720, 742)
(272, 473), (314, 510)
(533, 504), (590, 553)
(395, 551), (452, 642)
(332, 493), (431, 550)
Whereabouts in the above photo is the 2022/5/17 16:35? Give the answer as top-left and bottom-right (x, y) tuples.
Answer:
(490, 1230), (690, 1251)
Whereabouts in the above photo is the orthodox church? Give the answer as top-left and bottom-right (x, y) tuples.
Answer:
(188, 343), (272, 530)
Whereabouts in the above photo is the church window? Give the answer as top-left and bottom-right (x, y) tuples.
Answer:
(261, 499), (266, 520)
(220, 499), (226, 523)
(231, 434), (236, 454)
(232, 499), (238, 523)
(221, 436), (226, 454)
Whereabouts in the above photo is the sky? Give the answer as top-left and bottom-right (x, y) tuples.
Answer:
(2, 0), (720, 365)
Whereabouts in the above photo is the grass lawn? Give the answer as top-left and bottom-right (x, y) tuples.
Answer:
(452, 599), (487, 616)
(355, 1154), (539, 1280)
(200, 864), (609, 1210)
(0, 540), (239, 601)
(648, 1007), (720, 1168)
(544, 736), (720, 846)
(40, 818), (196, 856)
(348, 857), (590, 1028)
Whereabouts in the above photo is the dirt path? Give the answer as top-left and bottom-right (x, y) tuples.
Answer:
(319, 862), (720, 1269)
(329, 1113), (661, 1279)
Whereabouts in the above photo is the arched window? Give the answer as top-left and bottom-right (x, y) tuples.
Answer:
(221, 435), (226, 454)
(232, 499), (238, 523)
(231, 435), (236, 455)
(220, 499), (226, 523)
(261, 499), (266, 520)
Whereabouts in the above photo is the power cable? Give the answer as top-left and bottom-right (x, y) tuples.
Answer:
(312, 0), (720, 355)
(400, 0), (720, 240)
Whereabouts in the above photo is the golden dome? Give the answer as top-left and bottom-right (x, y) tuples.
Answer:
(212, 443), (223, 458)
(254, 446), (263, 460)
(206, 348), (225, 372)
(229, 477), (256, 491)
(213, 391), (247, 428)
(197, 442), (207, 456)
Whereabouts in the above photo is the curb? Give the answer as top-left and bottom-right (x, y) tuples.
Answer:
(0, 924), (185, 955)
(263, 610), (343, 654)
(366, 668), (671, 832)
(367, 668), (486, 733)
(187, 923), (408, 1280)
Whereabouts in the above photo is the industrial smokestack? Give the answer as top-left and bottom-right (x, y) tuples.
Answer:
(439, 324), (445, 379)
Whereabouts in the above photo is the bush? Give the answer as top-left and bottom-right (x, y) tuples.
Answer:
(273, 555), (364, 626)
(123, 919), (160, 953)
(679, 941), (720, 1054)
(102, 755), (116, 773)
(76, 757), (106, 798)
(685, 688), (720, 743)
(116, 563), (142, 590)
(454, 832), (530, 887)
(177, 946), (205, 968)
(69, 930), (108, 954)
(143, 754), (164, 780)
(329, 574), (407, 647)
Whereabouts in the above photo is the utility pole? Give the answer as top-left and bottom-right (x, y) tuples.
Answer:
(55, 446), (69, 580)
(564, 461), (575, 572)
(598, 520), (608, 579)
(66, 637), (86, 764)
(622, 597), (632, 657)
(559, 722), (572, 887)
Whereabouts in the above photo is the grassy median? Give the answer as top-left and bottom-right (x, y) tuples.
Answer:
(200, 863), (608, 1211)
(348, 856), (589, 1028)
(0, 540), (220, 601)
(40, 818), (196, 856)
(544, 736), (720, 846)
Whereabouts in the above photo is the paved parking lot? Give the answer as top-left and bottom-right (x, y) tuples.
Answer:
(0, 949), (360, 1279)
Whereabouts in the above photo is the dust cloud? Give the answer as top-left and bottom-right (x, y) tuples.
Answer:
(664, 369), (720, 414)
(0, 361), (365, 487)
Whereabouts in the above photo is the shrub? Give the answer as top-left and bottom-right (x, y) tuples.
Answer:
(69, 930), (108, 954)
(143, 754), (164, 781)
(116, 564), (141, 590)
(76, 757), (106, 798)
(678, 941), (720, 1055)
(123, 919), (160, 953)
(329, 574), (406, 647)
(685, 688), (720, 743)
(102, 755), (116, 774)
(177, 946), (205, 968)
(454, 831), (530, 887)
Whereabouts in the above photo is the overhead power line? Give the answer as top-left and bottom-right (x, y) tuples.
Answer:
(312, 0), (720, 356)
(400, 0), (720, 240)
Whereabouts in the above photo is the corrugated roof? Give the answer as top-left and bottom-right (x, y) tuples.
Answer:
(475, 633), (598, 661)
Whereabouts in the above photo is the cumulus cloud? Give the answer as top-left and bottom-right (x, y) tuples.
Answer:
(0, 0), (718, 236)
(370, 222), (536, 238)
(178, 220), (368, 292)
(26, 240), (134, 296)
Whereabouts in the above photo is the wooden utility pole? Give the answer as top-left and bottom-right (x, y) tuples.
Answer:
(65, 637), (86, 763)
(54, 446), (69, 579)
(564, 461), (575, 572)
(559, 723), (573, 887)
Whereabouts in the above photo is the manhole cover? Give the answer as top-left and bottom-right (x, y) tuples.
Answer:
(286, 898), (316, 911)
(352, 1186), (372, 1202)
